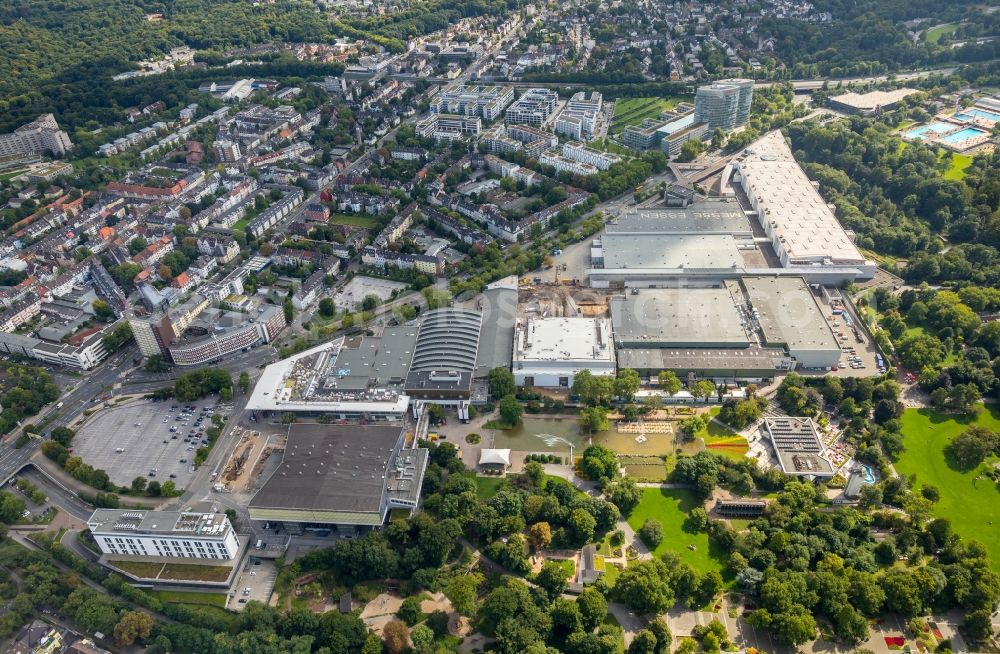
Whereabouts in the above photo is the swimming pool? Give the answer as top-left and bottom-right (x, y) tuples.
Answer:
(955, 108), (1000, 123)
(905, 122), (954, 139)
(862, 465), (875, 484)
(940, 127), (989, 144)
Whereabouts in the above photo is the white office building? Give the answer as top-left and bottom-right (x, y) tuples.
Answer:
(87, 510), (241, 560)
(0, 114), (73, 157)
(561, 142), (621, 170)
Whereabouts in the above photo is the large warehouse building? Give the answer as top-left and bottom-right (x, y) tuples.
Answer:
(608, 276), (839, 381)
(248, 424), (427, 535)
(587, 134), (875, 288)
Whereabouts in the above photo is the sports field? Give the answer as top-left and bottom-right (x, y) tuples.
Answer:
(895, 406), (1000, 572)
(626, 488), (727, 574)
(925, 23), (958, 43)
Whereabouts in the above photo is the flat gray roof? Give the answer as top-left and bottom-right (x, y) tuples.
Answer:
(601, 234), (743, 270)
(475, 287), (517, 377)
(615, 345), (785, 374)
(249, 424), (403, 515)
(610, 287), (750, 348)
(741, 276), (840, 353)
(332, 326), (418, 389)
(608, 200), (751, 237)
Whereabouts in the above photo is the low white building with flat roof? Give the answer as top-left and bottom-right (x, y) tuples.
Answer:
(87, 510), (240, 560)
(513, 317), (615, 388)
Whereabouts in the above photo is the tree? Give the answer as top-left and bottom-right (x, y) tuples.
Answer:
(114, 611), (154, 647)
(318, 297), (335, 317)
(648, 618), (672, 653)
(896, 333), (945, 370)
(676, 139), (704, 162)
(92, 299), (114, 320)
(689, 380), (716, 401)
(948, 426), (996, 470)
(614, 560), (675, 615)
(410, 623), (434, 654)
(615, 368), (641, 402)
(529, 522), (553, 550)
(489, 367), (515, 398)
(639, 518), (664, 549)
(536, 561), (571, 599)
(382, 619), (410, 654)
(962, 609), (994, 643)
(239, 371), (251, 394)
(397, 596), (423, 626)
(579, 406), (610, 434)
(658, 371), (682, 396)
(568, 508), (597, 546)
(283, 297), (294, 323)
(580, 445), (618, 483)
(498, 395), (523, 426)
(444, 572), (482, 616)
(605, 478), (642, 515)
(130, 476), (147, 494)
(576, 587), (607, 631)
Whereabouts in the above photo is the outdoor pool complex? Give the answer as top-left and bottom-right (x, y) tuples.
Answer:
(955, 108), (1000, 123)
(905, 122), (953, 139)
(941, 127), (989, 144)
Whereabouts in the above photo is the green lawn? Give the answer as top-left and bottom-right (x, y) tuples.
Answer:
(942, 153), (973, 181)
(895, 406), (1000, 572)
(610, 97), (683, 135)
(688, 410), (749, 461)
(474, 476), (506, 499)
(149, 589), (227, 608)
(925, 23), (958, 43)
(109, 560), (164, 578)
(330, 214), (379, 229)
(627, 488), (727, 575)
(230, 216), (251, 232)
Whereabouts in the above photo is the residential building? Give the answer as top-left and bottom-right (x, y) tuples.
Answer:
(0, 114), (73, 157)
(505, 88), (559, 126)
(432, 84), (515, 120)
(561, 142), (620, 170)
(415, 113), (482, 142)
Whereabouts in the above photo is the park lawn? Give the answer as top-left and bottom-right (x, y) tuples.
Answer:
(474, 476), (506, 499)
(693, 411), (749, 461)
(551, 558), (576, 577)
(925, 23), (958, 43)
(149, 589), (227, 608)
(895, 406), (1000, 572)
(329, 214), (379, 229)
(627, 488), (728, 576)
(942, 153), (973, 181)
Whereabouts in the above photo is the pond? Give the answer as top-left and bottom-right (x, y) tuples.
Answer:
(485, 416), (677, 456)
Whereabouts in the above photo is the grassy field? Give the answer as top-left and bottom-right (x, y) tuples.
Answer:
(686, 411), (749, 461)
(895, 406), (1000, 572)
(626, 488), (727, 575)
(609, 97), (683, 135)
(925, 23), (959, 43)
(330, 214), (379, 229)
(942, 153), (973, 181)
(474, 476), (506, 499)
(149, 589), (227, 608)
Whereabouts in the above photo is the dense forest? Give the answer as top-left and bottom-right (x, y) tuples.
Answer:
(759, 0), (995, 78)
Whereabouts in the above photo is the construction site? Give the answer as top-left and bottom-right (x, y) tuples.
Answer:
(215, 429), (285, 495)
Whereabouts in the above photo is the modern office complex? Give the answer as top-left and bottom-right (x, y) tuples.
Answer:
(0, 114), (73, 157)
(621, 111), (709, 157)
(512, 317), (616, 388)
(248, 424), (427, 535)
(505, 88), (559, 126)
(693, 79), (754, 131)
(86, 510), (241, 560)
(416, 113), (482, 142)
(555, 91), (602, 138)
(432, 84), (515, 120)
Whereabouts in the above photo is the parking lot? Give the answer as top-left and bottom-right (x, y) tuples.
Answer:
(333, 275), (408, 311)
(73, 399), (219, 488)
(814, 294), (885, 378)
(227, 557), (278, 611)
